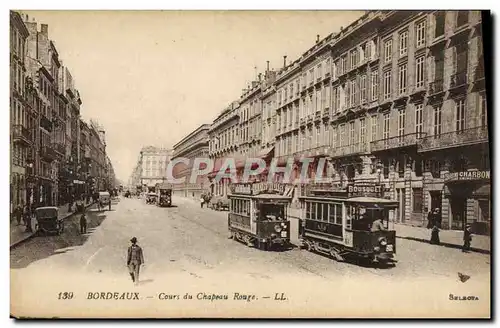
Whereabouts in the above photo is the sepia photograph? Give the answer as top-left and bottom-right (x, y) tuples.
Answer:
(8, 9), (491, 319)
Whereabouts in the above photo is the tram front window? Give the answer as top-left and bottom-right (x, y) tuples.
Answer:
(351, 207), (389, 231)
(260, 204), (285, 221)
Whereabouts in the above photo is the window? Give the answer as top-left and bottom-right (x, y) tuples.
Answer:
(383, 70), (392, 100)
(371, 115), (378, 141)
(415, 20), (426, 48)
(317, 63), (322, 80)
(398, 109), (406, 136)
(435, 11), (445, 37)
(455, 43), (468, 74)
(332, 126), (337, 148)
(360, 74), (367, 103)
(360, 118), (366, 144)
(325, 85), (331, 109)
(415, 104), (423, 135)
(412, 188), (423, 213)
(433, 105), (442, 136)
(384, 39), (393, 63)
(415, 56), (425, 89)
(341, 56), (347, 75)
(344, 83), (350, 107)
(335, 86), (341, 110)
(349, 121), (355, 146)
(383, 113), (390, 139)
(350, 49), (358, 69)
(339, 124), (346, 146)
(309, 69), (314, 85)
(480, 92), (487, 126)
(349, 79), (356, 107)
(399, 30), (408, 56)
(456, 11), (468, 27)
(371, 71), (379, 101)
(455, 98), (466, 132)
(398, 64), (407, 94)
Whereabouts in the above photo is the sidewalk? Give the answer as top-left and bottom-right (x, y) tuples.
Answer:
(10, 201), (95, 249)
(286, 207), (490, 254)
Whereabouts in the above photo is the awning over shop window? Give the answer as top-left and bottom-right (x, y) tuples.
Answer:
(473, 184), (490, 197)
(257, 146), (275, 159)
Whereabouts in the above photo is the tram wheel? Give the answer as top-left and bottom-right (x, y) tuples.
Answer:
(303, 241), (312, 252)
(330, 248), (344, 262)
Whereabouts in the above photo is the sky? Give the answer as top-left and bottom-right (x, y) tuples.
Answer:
(23, 10), (364, 183)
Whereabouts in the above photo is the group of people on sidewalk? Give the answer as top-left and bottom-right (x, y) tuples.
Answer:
(426, 208), (473, 252)
(11, 203), (35, 233)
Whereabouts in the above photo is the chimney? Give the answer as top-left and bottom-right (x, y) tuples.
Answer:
(41, 24), (48, 36)
(258, 73), (262, 81)
(316, 34), (320, 43)
(266, 61), (270, 72)
(283, 55), (287, 68)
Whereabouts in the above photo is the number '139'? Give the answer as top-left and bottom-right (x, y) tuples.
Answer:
(58, 292), (74, 300)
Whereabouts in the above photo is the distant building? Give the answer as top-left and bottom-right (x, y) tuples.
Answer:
(171, 124), (210, 199)
(136, 146), (172, 188)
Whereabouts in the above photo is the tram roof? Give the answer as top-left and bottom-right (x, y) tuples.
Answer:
(229, 193), (292, 200)
(345, 197), (399, 206)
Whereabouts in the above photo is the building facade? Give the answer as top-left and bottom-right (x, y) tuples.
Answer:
(10, 11), (31, 209)
(138, 146), (172, 188)
(171, 124), (210, 199)
(10, 11), (117, 214)
(208, 101), (240, 196)
(201, 10), (488, 232)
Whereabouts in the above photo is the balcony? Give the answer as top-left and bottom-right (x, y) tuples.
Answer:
(40, 114), (53, 132)
(314, 111), (321, 122)
(306, 114), (313, 125)
(299, 117), (306, 127)
(371, 132), (426, 152)
(450, 72), (467, 89)
(330, 142), (369, 158)
(418, 126), (489, 152)
(53, 142), (65, 156)
(429, 79), (444, 95)
(12, 125), (32, 146)
(40, 145), (58, 161)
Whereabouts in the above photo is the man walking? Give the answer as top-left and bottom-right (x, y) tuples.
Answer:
(463, 224), (472, 252)
(80, 211), (87, 234)
(127, 237), (144, 285)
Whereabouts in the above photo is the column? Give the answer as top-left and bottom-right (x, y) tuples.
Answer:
(404, 159), (412, 223)
(440, 158), (451, 230)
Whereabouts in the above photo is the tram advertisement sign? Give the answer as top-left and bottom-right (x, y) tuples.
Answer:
(347, 183), (389, 198)
(230, 182), (287, 195)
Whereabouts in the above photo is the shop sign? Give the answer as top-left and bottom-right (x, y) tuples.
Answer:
(445, 170), (490, 182)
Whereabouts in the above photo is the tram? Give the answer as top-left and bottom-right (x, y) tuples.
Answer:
(228, 182), (294, 250)
(299, 182), (398, 264)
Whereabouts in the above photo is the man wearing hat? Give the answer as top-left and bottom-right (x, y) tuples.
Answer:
(127, 237), (145, 284)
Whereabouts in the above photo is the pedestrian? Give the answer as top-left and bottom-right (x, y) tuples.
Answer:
(108, 198), (112, 211)
(430, 224), (440, 245)
(127, 237), (144, 285)
(434, 208), (442, 228)
(24, 205), (32, 232)
(463, 224), (472, 252)
(14, 204), (22, 226)
(80, 211), (87, 234)
(426, 208), (433, 229)
(200, 194), (205, 208)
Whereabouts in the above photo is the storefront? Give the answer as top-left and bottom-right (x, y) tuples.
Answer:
(443, 170), (490, 234)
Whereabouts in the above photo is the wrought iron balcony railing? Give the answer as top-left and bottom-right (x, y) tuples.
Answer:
(371, 132), (427, 152)
(450, 72), (467, 89)
(331, 142), (369, 157)
(418, 126), (489, 152)
(12, 125), (32, 145)
(40, 145), (57, 161)
(429, 79), (444, 94)
(53, 142), (65, 155)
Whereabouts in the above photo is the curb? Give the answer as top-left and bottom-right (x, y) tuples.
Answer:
(9, 202), (96, 250)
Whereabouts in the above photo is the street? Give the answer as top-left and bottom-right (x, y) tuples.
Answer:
(10, 196), (491, 318)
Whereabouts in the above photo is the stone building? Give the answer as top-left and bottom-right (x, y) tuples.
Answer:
(171, 124), (210, 199)
(10, 11), (31, 209)
(138, 146), (172, 189)
(207, 101), (240, 196)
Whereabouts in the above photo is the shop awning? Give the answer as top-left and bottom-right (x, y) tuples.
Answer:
(258, 146), (275, 159)
(473, 184), (490, 197)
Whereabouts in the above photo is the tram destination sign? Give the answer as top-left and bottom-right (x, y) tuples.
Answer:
(230, 182), (287, 196)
